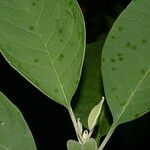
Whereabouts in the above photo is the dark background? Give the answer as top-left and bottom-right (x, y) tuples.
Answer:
(1, 0), (150, 149)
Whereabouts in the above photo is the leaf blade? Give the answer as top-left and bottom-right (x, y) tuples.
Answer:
(0, 92), (36, 150)
(67, 139), (97, 150)
(102, 0), (150, 125)
(0, 0), (86, 107)
(73, 40), (111, 138)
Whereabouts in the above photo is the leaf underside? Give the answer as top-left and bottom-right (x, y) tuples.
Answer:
(67, 139), (97, 150)
(102, 0), (150, 125)
(0, 0), (85, 108)
(0, 92), (36, 150)
(73, 41), (110, 137)
(73, 41), (103, 126)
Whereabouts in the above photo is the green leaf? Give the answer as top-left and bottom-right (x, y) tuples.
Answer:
(73, 41), (103, 125)
(67, 138), (97, 150)
(0, 92), (36, 150)
(88, 97), (104, 131)
(0, 0), (85, 108)
(73, 40), (110, 137)
(67, 140), (81, 150)
(102, 0), (150, 125)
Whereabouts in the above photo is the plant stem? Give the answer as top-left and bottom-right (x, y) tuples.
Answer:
(98, 123), (116, 150)
(68, 106), (82, 143)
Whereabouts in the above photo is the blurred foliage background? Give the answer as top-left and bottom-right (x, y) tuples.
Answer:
(0, 0), (150, 149)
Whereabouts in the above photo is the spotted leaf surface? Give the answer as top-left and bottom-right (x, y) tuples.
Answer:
(0, 92), (36, 150)
(102, 0), (150, 125)
(0, 0), (85, 107)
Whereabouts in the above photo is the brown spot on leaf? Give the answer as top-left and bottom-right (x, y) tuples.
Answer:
(118, 26), (123, 31)
(59, 54), (64, 61)
(34, 58), (39, 62)
(112, 67), (116, 71)
(110, 58), (116, 63)
(126, 42), (131, 47)
(111, 35), (115, 39)
(54, 89), (58, 93)
(32, 2), (36, 6)
(112, 86), (117, 91)
(102, 58), (105, 62)
(142, 39), (147, 44)
(29, 25), (34, 31)
(118, 57), (124, 61)
(59, 29), (63, 34)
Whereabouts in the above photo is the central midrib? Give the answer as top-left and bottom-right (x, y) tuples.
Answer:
(115, 67), (150, 125)
(45, 44), (69, 106)
(36, 0), (69, 107)
(0, 145), (9, 150)
(98, 68), (150, 150)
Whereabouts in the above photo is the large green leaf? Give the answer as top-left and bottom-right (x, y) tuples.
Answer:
(0, 0), (85, 108)
(73, 41), (103, 126)
(99, 1), (150, 149)
(67, 139), (97, 150)
(73, 41), (110, 138)
(0, 92), (36, 150)
(102, 0), (150, 126)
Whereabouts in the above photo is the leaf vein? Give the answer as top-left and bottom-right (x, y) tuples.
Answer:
(12, 0), (29, 11)
(0, 145), (9, 150)
(35, 0), (45, 25)
(3, 46), (53, 71)
(45, 27), (57, 46)
(116, 68), (150, 124)
(58, 40), (81, 78)
(52, 22), (74, 62)
(0, 15), (41, 37)
(0, 29), (45, 53)
(0, 2), (28, 11)
(38, 0), (70, 106)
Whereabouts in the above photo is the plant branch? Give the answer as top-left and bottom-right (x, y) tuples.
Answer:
(98, 123), (116, 150)
(68, 106), (82, 143)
